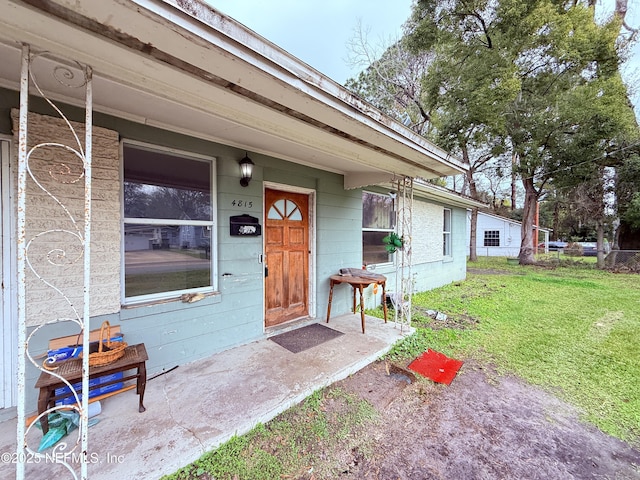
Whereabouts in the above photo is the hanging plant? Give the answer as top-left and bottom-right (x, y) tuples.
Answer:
(382, 232), (404, 253)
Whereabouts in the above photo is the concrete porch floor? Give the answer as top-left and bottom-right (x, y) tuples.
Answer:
(0, 314), (411, 480)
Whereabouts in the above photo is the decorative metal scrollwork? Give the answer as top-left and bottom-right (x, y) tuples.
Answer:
(16, 44), (93, 480)
(393, 176), (414, 334)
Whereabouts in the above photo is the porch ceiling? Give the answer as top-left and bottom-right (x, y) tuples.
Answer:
(0, 0), (466, 188)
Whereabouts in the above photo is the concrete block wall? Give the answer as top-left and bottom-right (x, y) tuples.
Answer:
(412, 199), (445, 264)
(11, 109), (121, 327)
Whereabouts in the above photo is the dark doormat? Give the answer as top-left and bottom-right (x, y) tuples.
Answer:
(269, 323), (344, 353)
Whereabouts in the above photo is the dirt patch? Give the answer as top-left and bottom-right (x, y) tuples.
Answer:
(335, 361), (415, 411)
(412, 307), (480, 330)
(322, 359), (640, 479)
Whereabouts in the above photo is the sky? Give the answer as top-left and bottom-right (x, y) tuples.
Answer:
(207, 0), (639, 115)
(208, 0), (413, 83)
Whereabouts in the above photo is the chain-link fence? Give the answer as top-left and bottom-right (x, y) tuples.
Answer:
(605, 250), (640, 272)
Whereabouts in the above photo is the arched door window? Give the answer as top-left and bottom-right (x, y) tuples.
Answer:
(268, 199), (303, 221)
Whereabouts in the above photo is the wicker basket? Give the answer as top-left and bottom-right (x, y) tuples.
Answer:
(79, 321), (127, 367)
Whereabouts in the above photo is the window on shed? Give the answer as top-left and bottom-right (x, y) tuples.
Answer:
(122, 141), (216, 303)
(484, 230), (500, 247)
(443, 208), (452, 256)
(362, 191), (395, 265)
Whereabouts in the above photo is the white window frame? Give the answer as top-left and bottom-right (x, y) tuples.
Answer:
(121, 140), (217, 305)
(443, 208), (452, 257)
(362, 191), (395, 267)
(483, 230), (500, 247)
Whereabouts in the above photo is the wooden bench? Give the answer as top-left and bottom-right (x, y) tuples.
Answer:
(35, 343), (148, 434)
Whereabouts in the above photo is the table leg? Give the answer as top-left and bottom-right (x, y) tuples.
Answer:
(37, 388), (51, 434)
(352, 286), (357, 314)
(358, 284), (365, 334)
(381, 281), (388, 323)
(326, 281), (335, 323)
(137, 362), (147, 413)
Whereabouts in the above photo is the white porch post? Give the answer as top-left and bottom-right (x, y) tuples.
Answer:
(16, 41), (30, 480)
(15, 44), (93, 480)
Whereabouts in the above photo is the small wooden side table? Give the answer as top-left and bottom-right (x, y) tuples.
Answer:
(326, 274), (387, 333)
(35, 343), (148, 434)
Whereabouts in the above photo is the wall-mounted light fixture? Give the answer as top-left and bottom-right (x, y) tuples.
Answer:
(239, 153), (254, 187)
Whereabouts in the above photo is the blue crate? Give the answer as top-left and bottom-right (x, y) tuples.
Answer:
(55, 372), (124, 405)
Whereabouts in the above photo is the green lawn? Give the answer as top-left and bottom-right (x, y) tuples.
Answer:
(163, 257), (640, 479)
(163, 389), (378, 480)
(386, 256), (640, 443)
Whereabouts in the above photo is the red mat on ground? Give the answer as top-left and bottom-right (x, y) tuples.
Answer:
(408, 349), (463, 385)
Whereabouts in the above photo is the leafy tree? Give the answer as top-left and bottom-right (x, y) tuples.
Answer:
(405, 0), (635, 265)
(345, 15), (500, 261)
(535, 70), (637, 264)
(146, 187), (210, 221)
(623, 193), (640, 228)
(346, 0), (637, 266)
(615, 153), (640, 248)
(617, 155), (640, 228)
(124, 183), (210, 221)
(409, 0), (529, 260)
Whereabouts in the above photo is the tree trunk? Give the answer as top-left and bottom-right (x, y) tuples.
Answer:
(511, 152), (518, 211)
(462, 146), (479, 262)
(469, 207), (478, 262)
(596, 219), (605, 269)
(615, 0), (628, 21)
(606, 217), (621, 268)
(615, 0), (637, 33)
(594, 167), (607, 269)
(519, 176), (539, 264)
(552, 199), (560, 241)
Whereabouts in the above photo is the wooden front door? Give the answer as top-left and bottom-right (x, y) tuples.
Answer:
(264, 188), (309, 327)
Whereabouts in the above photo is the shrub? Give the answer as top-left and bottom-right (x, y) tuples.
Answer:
(564, 242), (584, 257)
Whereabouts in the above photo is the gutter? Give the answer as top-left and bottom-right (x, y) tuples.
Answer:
(412, 180), (487, 209)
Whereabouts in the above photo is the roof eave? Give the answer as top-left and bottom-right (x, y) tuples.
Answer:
(4, 0), (467, 181)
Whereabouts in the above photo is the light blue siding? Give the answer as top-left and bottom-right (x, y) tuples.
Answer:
(3, 89), (469, 410)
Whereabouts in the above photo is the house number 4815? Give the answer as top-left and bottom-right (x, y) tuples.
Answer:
(232, 199), (253, 208)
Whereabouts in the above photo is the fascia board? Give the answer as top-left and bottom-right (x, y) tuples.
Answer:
(413, 182), (487, 209)
(12, 0), (465, 177)
(144, 0), (464, 171)
(4, 0), (465, 180)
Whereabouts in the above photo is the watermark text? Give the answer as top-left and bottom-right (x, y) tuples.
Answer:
(1, 443), (125, 465)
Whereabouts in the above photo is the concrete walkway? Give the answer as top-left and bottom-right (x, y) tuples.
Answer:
(0, 314), (411, 479)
